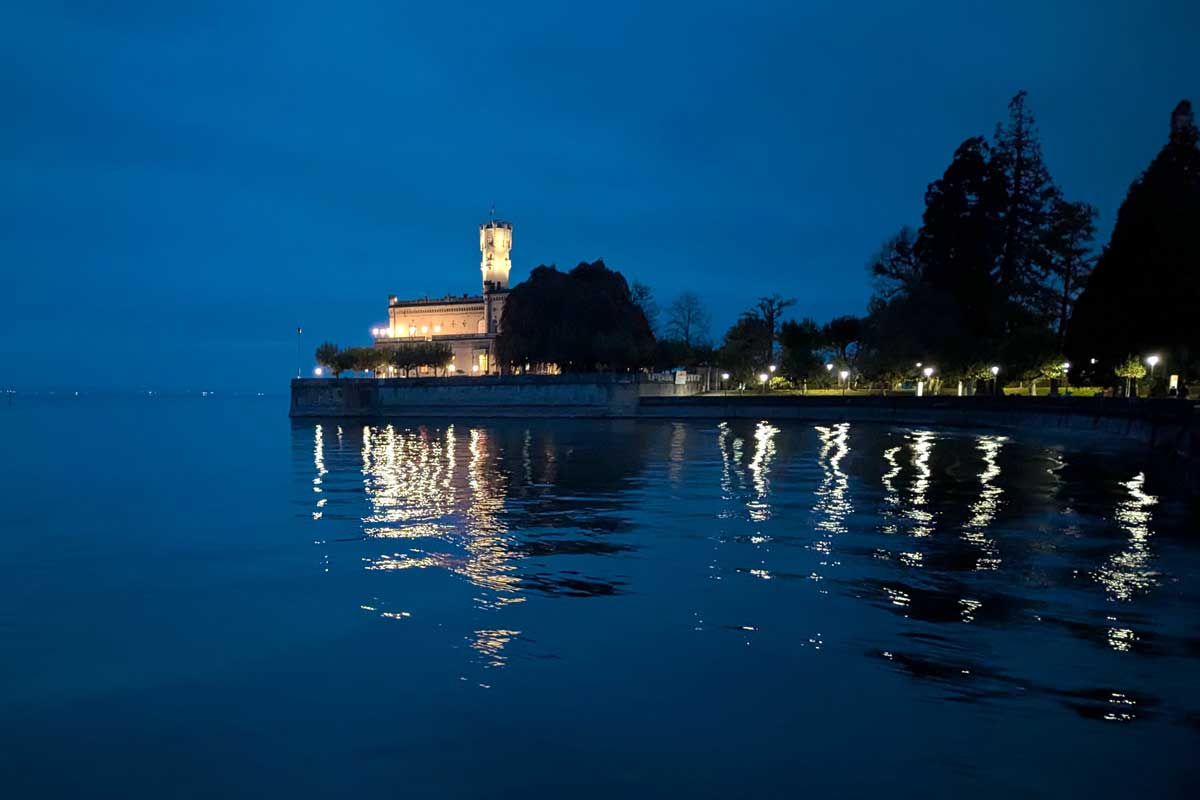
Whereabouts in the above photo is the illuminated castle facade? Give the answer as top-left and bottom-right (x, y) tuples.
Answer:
(373, 219), (513, 374)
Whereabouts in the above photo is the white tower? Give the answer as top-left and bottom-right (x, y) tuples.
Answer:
(479, 219), (512, 293)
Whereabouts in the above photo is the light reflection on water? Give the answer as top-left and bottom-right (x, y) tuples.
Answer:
(300, 418), (1199, 742)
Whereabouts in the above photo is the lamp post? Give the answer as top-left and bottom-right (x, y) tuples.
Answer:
(1146, 355), (1160, 395)
(758, 372), (769, 393)
(839, 369), (850, 396)
(296, 326), (303, 379)
(721, 372), (730, 393)
(990, 365), (1000, 396)
(1061, 362), (1071, 394)
(919, 366), (934, 397)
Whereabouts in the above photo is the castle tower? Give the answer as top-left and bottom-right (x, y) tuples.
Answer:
(479, 219), (513, 293)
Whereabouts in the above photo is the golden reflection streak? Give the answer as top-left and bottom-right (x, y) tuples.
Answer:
(312, 424), (327, 520)
(1094, 472), (1159, 604)
(962, 435), (1005, 571)
(747, 421), (779, 522)
(813, 423), (852, 536)
(880, 445), (902, 535)
(906, 430), (936, 537)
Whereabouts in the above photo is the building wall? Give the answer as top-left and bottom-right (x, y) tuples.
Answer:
(387, 301), (487, 339)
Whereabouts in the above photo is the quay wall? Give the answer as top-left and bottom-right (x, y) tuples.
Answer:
(290, 375), (642, 418)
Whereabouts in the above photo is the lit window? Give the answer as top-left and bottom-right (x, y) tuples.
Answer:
(421, 325), (428, 334)
(433, 324), (441, 333)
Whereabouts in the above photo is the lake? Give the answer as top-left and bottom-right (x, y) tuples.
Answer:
(1, 395), (1197, 797)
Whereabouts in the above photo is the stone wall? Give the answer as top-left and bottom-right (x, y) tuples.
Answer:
(291, 375), (642, 418)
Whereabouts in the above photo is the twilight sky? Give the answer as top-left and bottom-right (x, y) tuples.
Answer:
(2, 0), (1197, 391)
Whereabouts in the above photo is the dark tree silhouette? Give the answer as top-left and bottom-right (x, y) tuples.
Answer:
(630, 281), (659, 335)
(718, 313), (771, 382)
(822, 315), (864, 364)
(992, 90), (1060, 319)
(869, 226), (921, 299)
(665, 292), (711, 347)
(496, 260), (655, 371)
(753, 294), (796, 364)
(778, 318), (824, 381)
(1043, 197), (1097, 347)
(1068, 100), (1200, 377)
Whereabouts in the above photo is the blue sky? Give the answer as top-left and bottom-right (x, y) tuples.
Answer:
(2, 0), (1197, 390)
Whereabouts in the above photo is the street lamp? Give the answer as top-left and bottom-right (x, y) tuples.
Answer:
(1146, 354), (1161, 394)
(825, 363), (833, 372)
(839, 369), (850, 396)
(758, 372), (769, 392)
(918, 366), (934, 398)
(313, 367), (323, 377)
(990, 365), (1000, 396)
(768, 364), (777, 374)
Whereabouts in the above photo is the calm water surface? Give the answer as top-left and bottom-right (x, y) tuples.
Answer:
(1, 396), (1198, 797)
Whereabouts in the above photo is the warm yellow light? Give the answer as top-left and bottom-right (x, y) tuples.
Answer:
(758, 373), (768, 383)
(433, 324), (441, 333)
(420, 325), (428, 334)
(472, 364), (479, 373)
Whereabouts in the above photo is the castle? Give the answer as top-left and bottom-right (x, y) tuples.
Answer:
(372, 219), (513, 374)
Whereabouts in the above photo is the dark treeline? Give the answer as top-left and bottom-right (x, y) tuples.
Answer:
(314, 341), (453, 378)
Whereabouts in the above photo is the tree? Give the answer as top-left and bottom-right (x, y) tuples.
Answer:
(868, 226), (921, 299)
(1114, 355), (1147, 397)
(822, 315), (864, 365)
(665, 292), (711, 348)
(718, 314), (771, 383)
(992, 90), (1060, 320)
(1044, 197), (1097, 347)
(915, 135), (1005, 352)
(753, 294), (796, 364)
(496, 260), (655, 371)
(778, 318), (823, 382)
(315, 342), (340, 375)
(1069, 100), (1200, 377)
(631, 281), (659, 335)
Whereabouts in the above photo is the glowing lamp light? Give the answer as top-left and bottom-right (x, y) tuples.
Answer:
(825, 363), (833, 372)
(721, 372), (730, 381)
(839, 370), (849, 381)
(1146, 354), (1160, 367)
(472, 364), (479, 373)
(768, 364), (777, 373)
(923, 367), (934, 378)
(447, 363), (456, 373)
(758, 373), (769, 384)
(313, 367), (323, 376)
(1062, 362), (1071, 372)
(990, 365), (1000, 376)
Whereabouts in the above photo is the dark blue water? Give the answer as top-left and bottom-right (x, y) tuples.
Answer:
(2, 396), (1198, 797)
